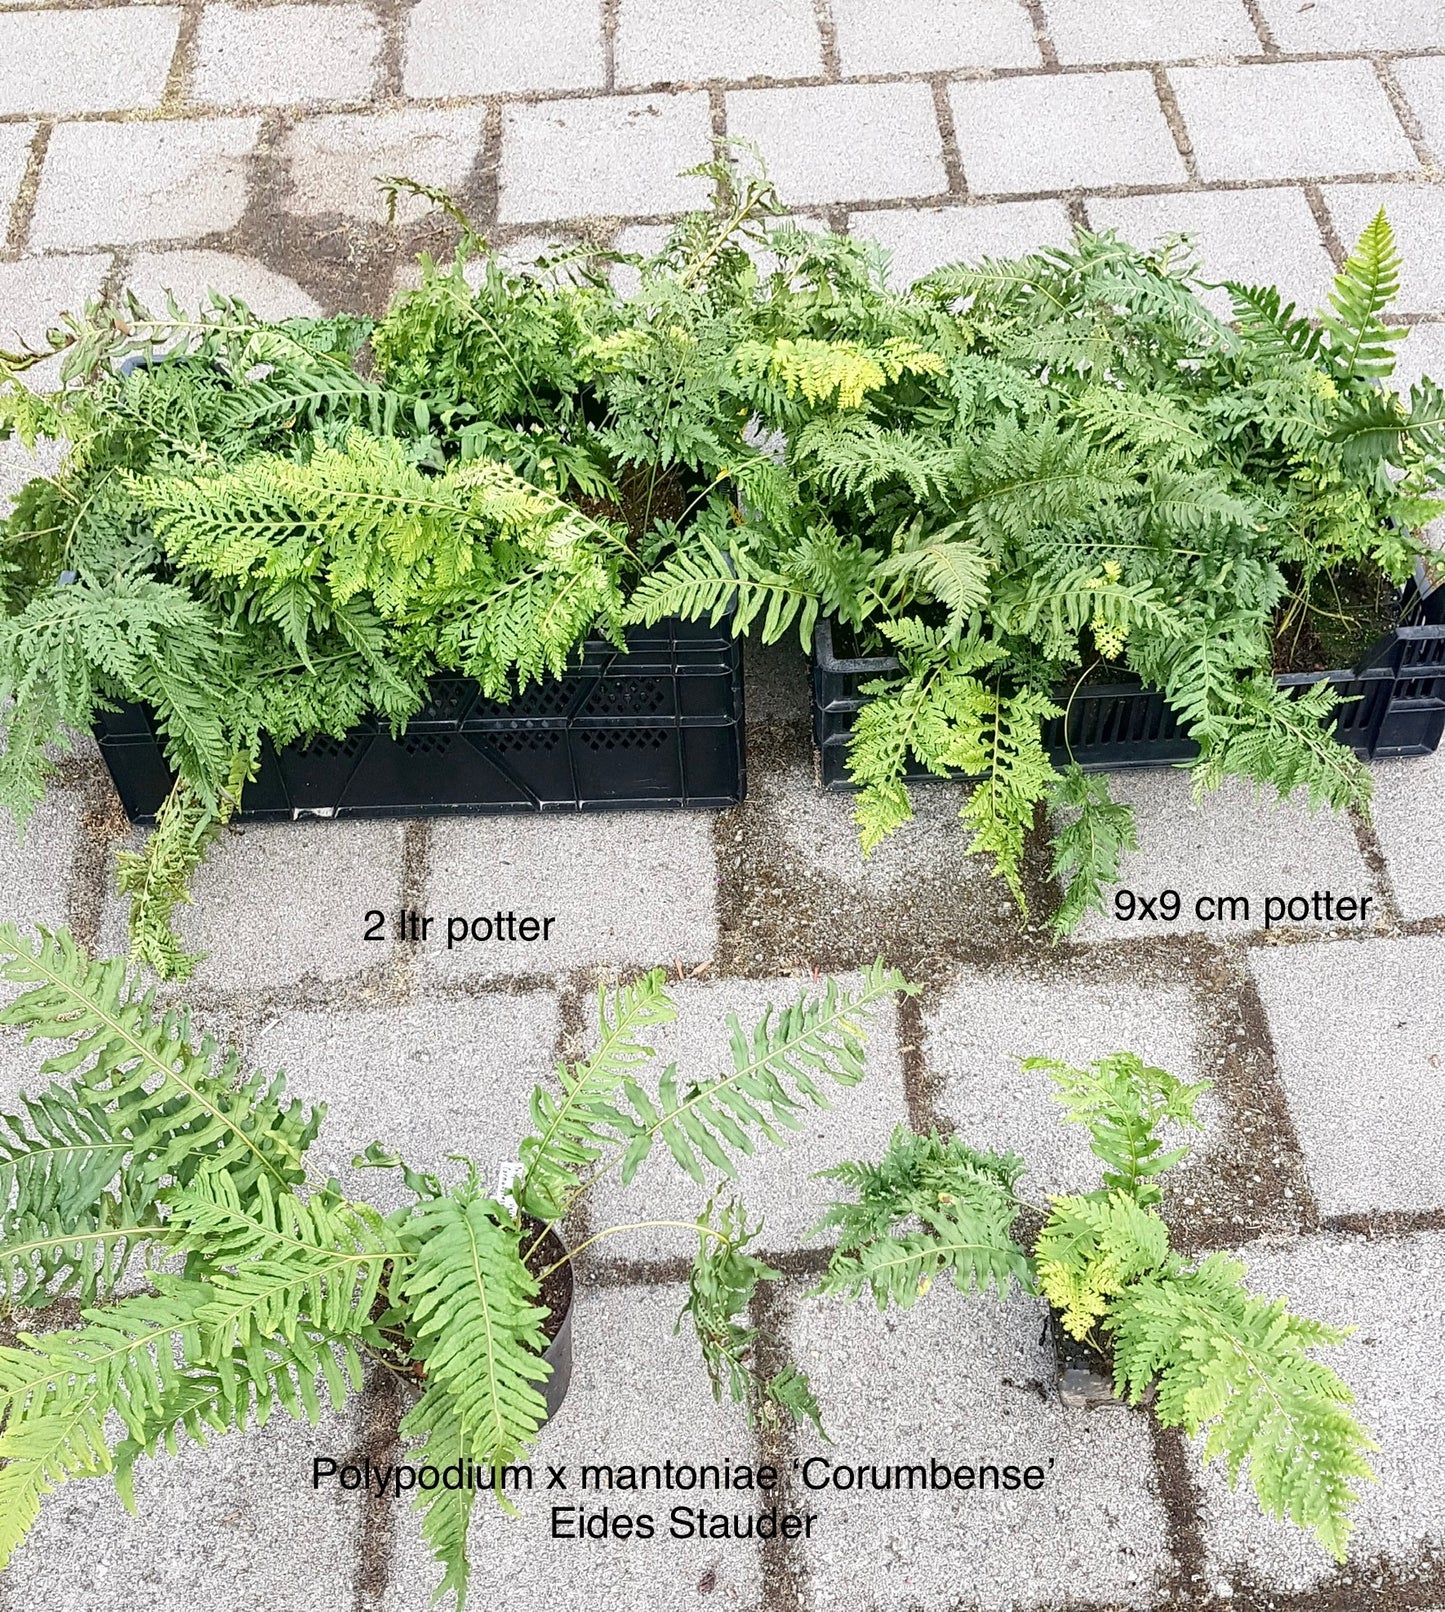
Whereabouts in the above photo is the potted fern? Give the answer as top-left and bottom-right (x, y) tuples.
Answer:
(632, 212), (1445, 933)
(813, 1050), (1376, 1561)
(0, 171), (781, 978)
(0, 923), (908, 1602)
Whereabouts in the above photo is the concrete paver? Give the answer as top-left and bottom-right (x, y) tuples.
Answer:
(100, 818), (408, 995)
(284, 107), (488, 223)
(1069, 771), (1378, 941)
(1325, 183), (1445, 315)
(192, 4), (384, 108)
(1393, 56), (1445, 161)
(616, 0), (823, 86)
(1168, 62), (1420, 181)
(418, 811), (719, 986)
(790, 1285), (1174, 1609)
(830, 0), (1042, 74)
(848, 200), (1074, 287)
(1249, 936), (1445, 1216)
(250, 991), (561, 1208)
(30, 117), (263, 250)
(1042, 0), (1261, 63)
(0, 7), (179, 115)
(1370, 749), (1445, 919)
(0, 787), (83, 934)
(124, 249), (322, 319)
(1197, 1232), (1445, 1592)
(949, 72), (1188, 195)
(380, 1283), (765, 1611)
(5, 1403), (364, 1611)
(1084, 187), (1335, 319)
(498, 93), (713, 223)
(0, 121), (34, 220)
(925, 966), (1214, 1200)
(404, 0), (605, 97)
(727, 83), (948, 207)
(1253, 0), (1445, 51)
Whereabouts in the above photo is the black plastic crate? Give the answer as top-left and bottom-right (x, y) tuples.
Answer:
(812, 564), (1445, 790)
(97, 615), (745, 822)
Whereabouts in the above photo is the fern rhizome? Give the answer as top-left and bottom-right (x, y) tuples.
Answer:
(814, 1051), (1376, 1561)
(0, 925), (909, 1604)
(3, 182), (1443, 967)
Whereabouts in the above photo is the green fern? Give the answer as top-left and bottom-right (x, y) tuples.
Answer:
(1112, 1255), (1376, 1560)
(1318, 208), (1406, 383)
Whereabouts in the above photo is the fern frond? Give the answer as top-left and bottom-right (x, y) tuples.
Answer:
(1046, 765), (1138, 936)
(620, 964), (911, 1188)
(1318, 209), (1406, 383)
(680, 1198), (819, 1433)
(1023, 1052), (1211, 1206)
(0, 926), (321, 1198)
(1111, 1254), (1376, 1561)
(517, 968), (674, 1222)
(116, 751), (254, 981)
(398, 1385), (482, 1605)
(398, 1191), (551, 1479)
(1034, 1190), (1172, 1339)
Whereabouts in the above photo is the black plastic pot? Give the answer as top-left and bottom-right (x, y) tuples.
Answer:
(96, 614), (745, 823)
(812, 562), (1445, 789)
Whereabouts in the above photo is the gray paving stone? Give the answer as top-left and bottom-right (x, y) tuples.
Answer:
(1254, 0), (1445, 50)
(722, 729), (1022, 973)
(381, 1282), (764, 1612)
(30, 117), (263, 250)
(0, 7), (179, 114)
(1249, 936), (1445, 1216)
(100, 818), (408, 994)
(2, 767), (88, 914)
(417, 811), (718, 986)
(0, 251), (110, 352)
(926, 965), (1214, 1201)
(404, 0), (605, 97)
(192, 3), (383, 107)
(1069, 772), (1378, 941)
(499, 92), (713, 223)
(125, 249), (322, 318)
(284, 106), (487, 223)
(1370, 750), (1445, 920)
(1393, 318), (1445, 394)
(1325, 184), (1445, 317)
(949, 71), (1186, 195)
(1394, 57), (1445, 163)
(616, 0), (822, 86)
(728, 83), (947, 207)
(250, 990), (560, 1209)
(578, 972), (907, 1260)
(1196, 1232), (1445, 1592)
(1043, 0), (1261, 63)
(790, 1286), (1173, 1609)
(1085, 187), (1335, 320)
(1168, 62), (1419, 182)
(0, 119), (34, 217)
(830, 0), (1041, 74)
(5, 1401), (363, 1611)
(847, 200), (1075, 287)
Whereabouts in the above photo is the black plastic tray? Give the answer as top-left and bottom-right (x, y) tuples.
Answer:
(97, 615), (745, 822)
(812, 564), (1445, 789)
